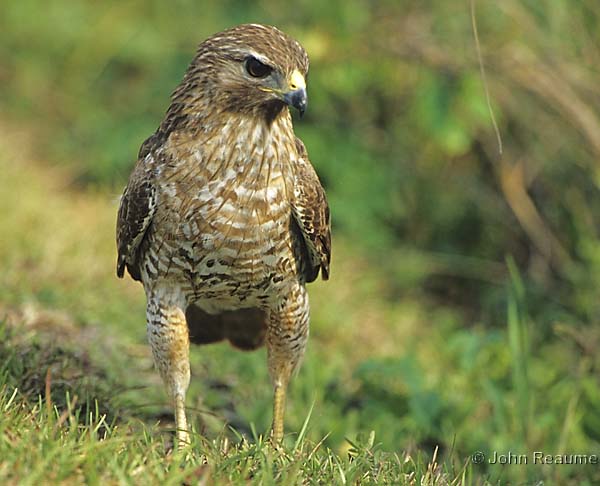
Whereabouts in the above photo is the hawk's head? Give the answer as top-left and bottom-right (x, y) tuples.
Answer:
(176, 24), (309, 121)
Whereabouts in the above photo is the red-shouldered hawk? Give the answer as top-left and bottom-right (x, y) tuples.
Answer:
(116, 24), (331, 447)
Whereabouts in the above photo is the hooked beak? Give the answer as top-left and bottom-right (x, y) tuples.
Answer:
(282, 69), (307, 117)
(283, 89), (307, 117)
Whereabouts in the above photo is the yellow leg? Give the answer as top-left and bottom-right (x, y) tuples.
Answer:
(147, 299), (191, 450)
(267, 285), (310, 445)
(272, 382), (287, 443)
(175, 393), (190, 449)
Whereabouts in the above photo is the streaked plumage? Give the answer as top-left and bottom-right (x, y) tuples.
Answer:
(116, 23), (330, 446)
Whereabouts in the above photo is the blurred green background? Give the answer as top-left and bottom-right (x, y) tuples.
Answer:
(1, 0), (600, 483)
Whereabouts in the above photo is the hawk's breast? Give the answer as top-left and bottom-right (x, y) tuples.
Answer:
(142, 115), (300, 311)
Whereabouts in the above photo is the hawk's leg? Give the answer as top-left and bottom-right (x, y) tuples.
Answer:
(267, 284), (310, 443)
(147, 294), (191, 449)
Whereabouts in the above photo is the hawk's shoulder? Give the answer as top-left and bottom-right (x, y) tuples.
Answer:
(139, 103), (189, 160)
(291, 137), (331, 282)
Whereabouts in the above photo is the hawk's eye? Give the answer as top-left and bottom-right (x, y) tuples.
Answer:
(245, 57), (272, 78)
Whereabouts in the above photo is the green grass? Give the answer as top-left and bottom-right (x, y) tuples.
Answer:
(0, 320), (464, 485)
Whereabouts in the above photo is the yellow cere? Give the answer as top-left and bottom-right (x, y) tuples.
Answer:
(289, 69), (306, 91)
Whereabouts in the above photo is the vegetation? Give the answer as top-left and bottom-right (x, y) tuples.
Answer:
(1, 1), (599, 484)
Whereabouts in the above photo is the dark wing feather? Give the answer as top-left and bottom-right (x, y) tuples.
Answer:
(116, 156), (157, 281)
(291, 138), (331, 282)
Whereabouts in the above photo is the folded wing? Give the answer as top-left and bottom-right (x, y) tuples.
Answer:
(291, 138), (331, 282)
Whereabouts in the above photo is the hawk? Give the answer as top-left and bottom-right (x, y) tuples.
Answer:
(116, 23), (331, 447)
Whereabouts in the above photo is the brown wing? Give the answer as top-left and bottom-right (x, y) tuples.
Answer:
(116, 155), (157, 281)
(291, 138), (331, 282)
(117, 104), (192, 282)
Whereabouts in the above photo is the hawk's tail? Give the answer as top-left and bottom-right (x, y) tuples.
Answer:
(185, 305), (267, 351)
